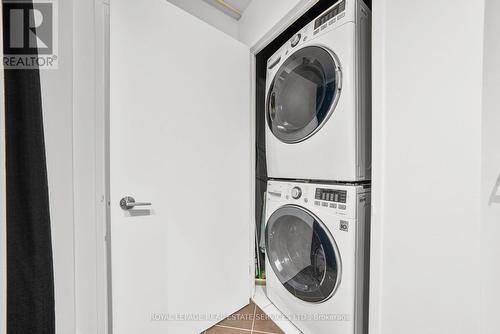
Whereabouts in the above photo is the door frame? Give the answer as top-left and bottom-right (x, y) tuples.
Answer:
(0, 6), (6, 332)
(72, 0), (110, 333)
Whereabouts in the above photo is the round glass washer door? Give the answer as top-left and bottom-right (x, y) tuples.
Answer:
(265, 205), (341, 303)
(267, 46), (341, 144)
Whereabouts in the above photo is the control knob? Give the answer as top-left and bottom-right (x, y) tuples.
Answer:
(290, 33), (301, 47)
(291, 187), (302, 199)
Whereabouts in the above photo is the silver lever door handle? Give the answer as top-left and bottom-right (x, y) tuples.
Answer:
(120, 196), (152, 210)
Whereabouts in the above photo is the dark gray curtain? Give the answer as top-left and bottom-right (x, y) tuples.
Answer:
(3, 0), (56, 333)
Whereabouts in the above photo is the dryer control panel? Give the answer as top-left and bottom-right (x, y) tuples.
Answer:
(314, 0), (346, 29)
(266, 0), (359, 72)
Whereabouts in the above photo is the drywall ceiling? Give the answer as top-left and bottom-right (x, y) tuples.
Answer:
(203, 0), (253, 20)
(167, 0), (240, 38)
(224, 0), (253, 12)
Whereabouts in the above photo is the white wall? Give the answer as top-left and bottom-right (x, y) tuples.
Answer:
(480, 1), (500, 333)
(167, 0), (239, 38)
(370, 1), (486, 334)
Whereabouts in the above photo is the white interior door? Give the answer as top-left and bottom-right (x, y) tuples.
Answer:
(110, 1), (251, 333)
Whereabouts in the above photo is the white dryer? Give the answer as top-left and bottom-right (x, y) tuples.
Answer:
(264, 180), (370, 334)
(265, 0), (371, 182)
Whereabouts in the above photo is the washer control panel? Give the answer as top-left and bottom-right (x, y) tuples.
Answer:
(314, 188), (348, 211)
(315, 188), (347, 203)
(267, 180), (370, 219)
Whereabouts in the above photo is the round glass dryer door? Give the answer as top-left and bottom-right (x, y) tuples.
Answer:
(265, 205), (341, 303)
(267, 46), (341, 143)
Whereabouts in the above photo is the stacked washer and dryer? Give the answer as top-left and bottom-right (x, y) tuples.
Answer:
(263, 1), (371, 333)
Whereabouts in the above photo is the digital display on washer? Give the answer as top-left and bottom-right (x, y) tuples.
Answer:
(315, 188), (347, 203)
(314, 0), (346, 29)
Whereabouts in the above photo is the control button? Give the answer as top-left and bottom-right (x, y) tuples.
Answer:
(290, 33), (301, 47)
(329, 203), (337, 209)
(291, 186), (302, 199)
(338, 204), (347, 210)
(321, 24), (327, 31)
(313, 29), (319, 35)
(314, 201), (321, 206)
(303, 36), (308, 42)
(338, 0), (346, 11)
(321, 202), (328, 207)
(338, 12), (346, 20)
(304, 198), (308, 203)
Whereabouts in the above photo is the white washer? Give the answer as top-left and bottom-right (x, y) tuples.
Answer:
(265, 0), (371, 182)
(264, 180), (370, 334)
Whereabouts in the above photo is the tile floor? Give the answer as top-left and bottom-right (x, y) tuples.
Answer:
(202, 301), (284, 334)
